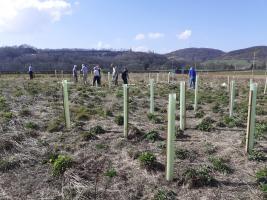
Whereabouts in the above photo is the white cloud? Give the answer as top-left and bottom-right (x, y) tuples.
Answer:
(148, 32), (164, 39)
(0, 0), (72, 32)
(97, 41), (111, 49)
(135, 32), (164, 40)
(134, 33), (145, 40)
(177, 30), (192, 40)
(132, 46), (149, 52)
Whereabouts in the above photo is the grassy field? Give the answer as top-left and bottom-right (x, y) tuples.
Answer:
(0, 73), (266, 200)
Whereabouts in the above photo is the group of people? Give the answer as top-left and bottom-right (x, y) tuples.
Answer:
(27, 63), (195, 89)
(111, 64), (129, 85)
(72, 64), (129, 86)
(73, 64), (102, 85)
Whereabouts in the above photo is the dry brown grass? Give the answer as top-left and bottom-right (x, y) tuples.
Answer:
(0, 73), (266, 199)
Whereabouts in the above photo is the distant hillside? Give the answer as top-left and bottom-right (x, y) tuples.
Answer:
(203, 46), (267, 70)
(0, 45), (266, 72)
(166, 48), (225, 62)
(0, 45), (177, 72)
(221, 46), (267, 60)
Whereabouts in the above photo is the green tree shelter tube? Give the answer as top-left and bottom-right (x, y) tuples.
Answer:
(62, 80), (70, 129)
(123, 84), (129, 138)
(264, 77), (267, 95)
(180, 81), (186, 130)
(166, 93), (176, 181)
(229, 80), (236, 117)
(108, 72), (111, 88)
(194, 75), (198, 112)
(245, 83), (257, 153)
(150, 79), (154, 114)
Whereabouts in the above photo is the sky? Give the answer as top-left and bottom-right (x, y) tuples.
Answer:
(0, 0), (266, 53)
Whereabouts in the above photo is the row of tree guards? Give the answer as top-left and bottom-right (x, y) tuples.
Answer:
(61, 75), (262, 181)
(57, 69), (267, 94)
(56, 70), (197, 85)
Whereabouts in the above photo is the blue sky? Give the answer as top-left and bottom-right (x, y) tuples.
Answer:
(0, 0), (266, 53)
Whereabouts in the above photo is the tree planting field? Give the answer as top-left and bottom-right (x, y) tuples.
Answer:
(0, 73), (266, 200)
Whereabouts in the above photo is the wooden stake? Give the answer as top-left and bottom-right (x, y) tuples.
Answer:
(123, 84), (129, 138)
(194, 75), (198, 112)
(245, 83), (257, 153)
(168, 72), (170, 84)
(227, 76), (230, 92)
(62, 80), (70, 129)
(108, 72), (111, 88)
(180, 81), (186, 130)
(264, 77), (267, 95)
(156, 73), (159, 83)
(166, 93), (176, 181)
(150, 79), (154, 114)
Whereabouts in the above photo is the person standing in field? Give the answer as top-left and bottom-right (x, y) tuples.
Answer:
(28, 64), (33, 80)
(93, 65), (101, 86)
(112, 64), (118, 85)
(73, 65), (78, 83)
(121, 67), (129, 84)
(81, 64), (88, 84)
(188, 66), (196, 89)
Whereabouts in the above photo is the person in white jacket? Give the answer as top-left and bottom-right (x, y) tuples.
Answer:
(81, 64), (88, 84)
(112, 64), (118, 85)
(73, 65), (78, 83)
(93, 65), (101, 86)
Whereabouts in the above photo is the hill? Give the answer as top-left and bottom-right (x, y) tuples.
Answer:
(202, 46), (267, 70)
(166, 48), (225, 63)
(0, 45), (177, 72)
(0, 45), (266, 72)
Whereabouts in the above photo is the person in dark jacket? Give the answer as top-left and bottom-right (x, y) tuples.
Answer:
(28, 65), (33, 80)
(121, 67), (129, 84)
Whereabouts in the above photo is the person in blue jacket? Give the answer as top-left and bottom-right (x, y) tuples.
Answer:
(188, 66), (196, 89)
